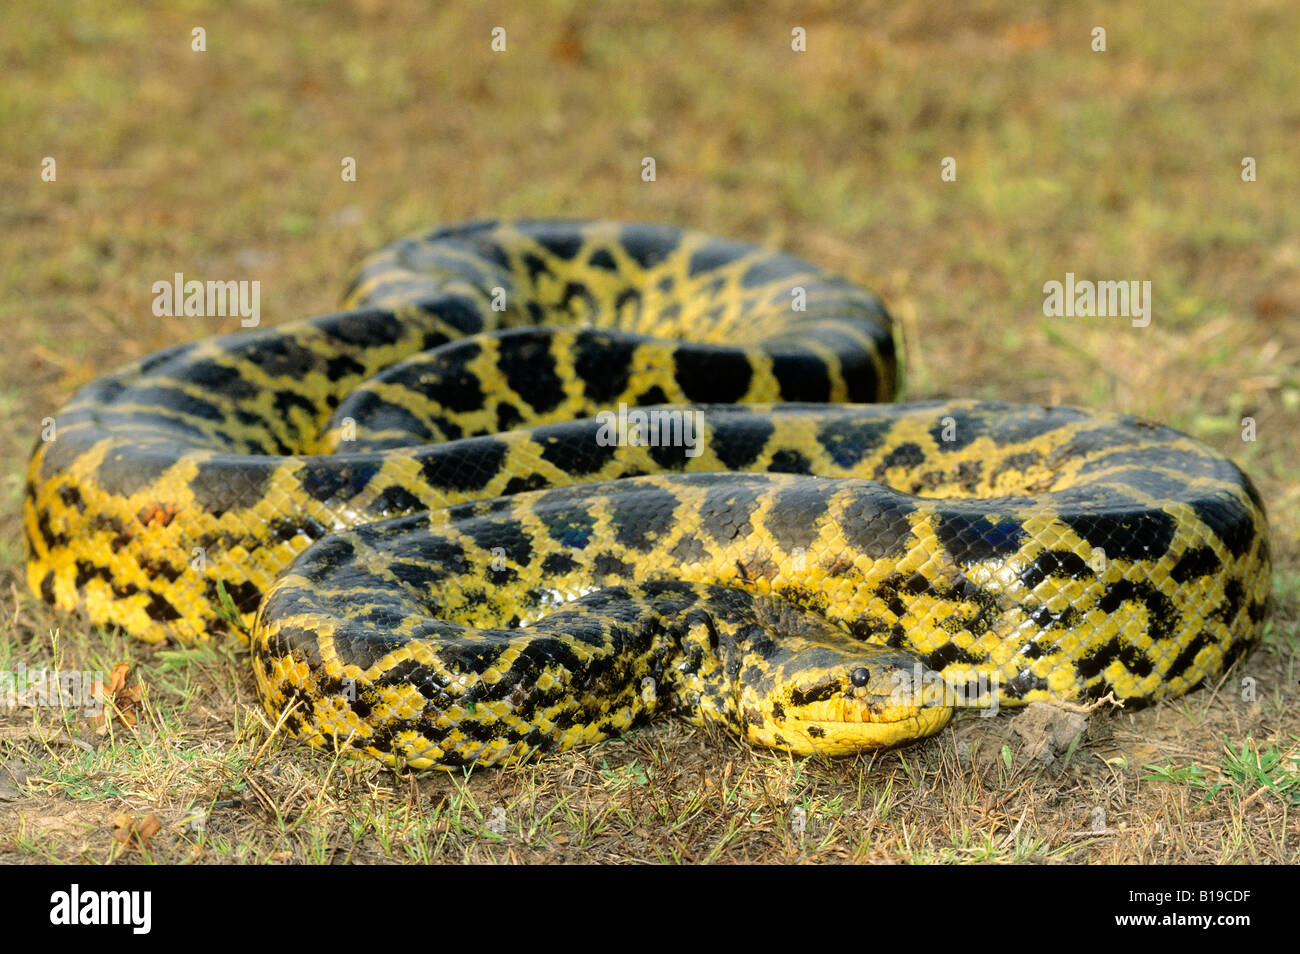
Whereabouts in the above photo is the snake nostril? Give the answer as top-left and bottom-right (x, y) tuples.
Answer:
(851, 667), (870, 688)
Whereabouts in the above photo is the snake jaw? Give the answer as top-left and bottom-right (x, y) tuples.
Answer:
(757, 708), (954, 756)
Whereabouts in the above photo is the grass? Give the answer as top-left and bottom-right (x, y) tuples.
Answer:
(0, 0), (1297, 864)
(1145, 737), (1300, 807)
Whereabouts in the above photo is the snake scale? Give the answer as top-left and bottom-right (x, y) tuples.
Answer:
(24, 220), (1271, 769)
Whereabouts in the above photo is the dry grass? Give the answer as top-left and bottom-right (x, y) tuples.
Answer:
(0, 0), (1296, 864)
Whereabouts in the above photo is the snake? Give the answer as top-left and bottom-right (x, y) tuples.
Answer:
(23, 220), (1271, 769)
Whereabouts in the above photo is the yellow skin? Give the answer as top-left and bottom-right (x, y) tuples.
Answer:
(23, 221), (1270, 769)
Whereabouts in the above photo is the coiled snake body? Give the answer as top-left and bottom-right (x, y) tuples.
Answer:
(24, 221), (1271, 768)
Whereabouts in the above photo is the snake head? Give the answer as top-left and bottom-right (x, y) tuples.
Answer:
(738, 638), (954, 755)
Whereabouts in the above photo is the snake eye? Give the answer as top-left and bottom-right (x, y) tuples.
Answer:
(850, 667), (870, 688)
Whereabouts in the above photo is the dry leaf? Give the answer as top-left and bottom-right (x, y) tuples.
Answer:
(91, 663), (145, 731)
(113, 812), (163, 851)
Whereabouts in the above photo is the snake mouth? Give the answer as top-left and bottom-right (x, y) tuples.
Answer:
(771, 700), (955, 754)
(746, 682), (955, 755)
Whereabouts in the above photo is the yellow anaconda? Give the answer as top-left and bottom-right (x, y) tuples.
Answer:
(24, 220), (1271, 769)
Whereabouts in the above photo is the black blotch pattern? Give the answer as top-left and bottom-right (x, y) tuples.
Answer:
(840, 347), (885, 403)
(1062, 508), (1176, 562)
(935, 512), (1027, 565)
(423, 293), (488, 335)
(253, 337), (318, 377)
(1018, 549), (1093, 590)
(789, 681), (837, 706)
(298, 459), (379, 503)
(674, 346), (753, 403)
(574, 331), (636, 403)
(388, 541), (463, 592)
(712, 416), (775, 470)
(591, 551), (635, 579)
(768, 449), (812, 473)
(418, 438), (508, 492)
(874, 441), (926, 477)
(182, 359), (261, 400)
(817, 416), (892, 469)
(320, 308), (403, 347)
(1074, 635), (1156, 680)
(332, 624), (411, 673)
(522, 252), (551, 284)
(57, 484), (84, 512)
(539, 502), (598, 549)
(1190, 494), (1255, 559)
(989, 450), (1043, 485)
(840, 494), (917, 560)
(770, 351), (831, 402)
(620, 225), (680, 269)
(636, 385), (670, 406)
(1096, 579), (1179, 642)
(1164, 632), (1214, 682)
(533, 227), (584, 260)
(541, 551), (579, 576)
(339, 393), (434, 442)
(496, 402), (524, 432)
(701, 484), (760, 545)
(928, 409), (983, 451)
(587, 248), (618, 271)
(188, 460), (271, 519)
(1216, 578), (1245, 624)
(463, 517), (533, 569)
(96, 448), (175, 496)
(324, 353), (366, 382)
(669, 534), (708, 564)
(502, 473), (551, 495)
(648, 440), (691, 471)
(608, 485), (680, 551)
(561, 281), (598, 316)
(496, 332), (566, 414)
(402, 345), (485, 414)
(73, 560), (113, 589)
(537, 427), (619, 475)
(1170, 545), (1221, 583)
(739, 255), (808, 288)
(1005, 670), (1048, 699)
(927, 641), (979, 669)
(369, 485), (426, 516)
(762, 489), (828, 551)
(271, 389), (318, 431)
(687, 240), (750, 277)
